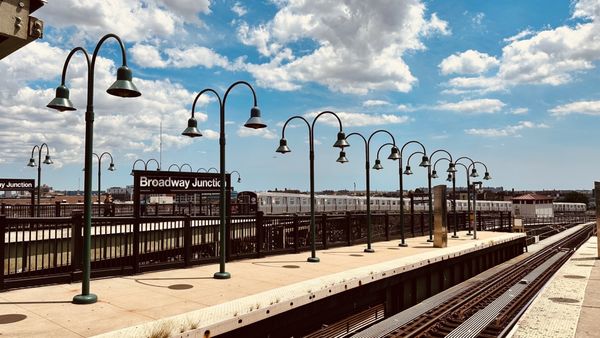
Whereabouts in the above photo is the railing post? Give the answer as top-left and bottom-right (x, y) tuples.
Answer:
(0, 203), (5, 216)
(71, 211), (84, 277)
(55, 201), (61, 217)
(255, 211), (263, 258)
(184, 215), (192, 267)
(420, 213), (425, 236)
(500, 212), (504, 231)
(478, 211), (482, 230)
(385, 211), (390, 241)
(0, 215), (5, 289)
(322, 213), (328, 250)
(346, 211), (352, 246)
(133, 217), (140, 274)
(293, 213), (299, 253)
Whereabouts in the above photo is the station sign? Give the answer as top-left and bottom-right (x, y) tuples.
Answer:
(0, 178), (35, 191)
(132, 170), (229, 194)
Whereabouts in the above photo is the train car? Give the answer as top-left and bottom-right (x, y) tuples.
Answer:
(553, 202), (587, 213)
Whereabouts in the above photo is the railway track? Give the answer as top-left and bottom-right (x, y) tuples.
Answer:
(347, 223), (594, 338)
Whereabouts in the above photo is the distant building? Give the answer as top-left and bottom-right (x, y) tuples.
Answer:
(512, 193), (554, 218)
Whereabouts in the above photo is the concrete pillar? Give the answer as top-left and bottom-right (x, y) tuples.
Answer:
(433, 185), (448, 248)
(594, 182), (600, 258)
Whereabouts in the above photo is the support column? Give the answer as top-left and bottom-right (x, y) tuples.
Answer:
(595, 182), (600, 258)
(433, 185), (448, 248)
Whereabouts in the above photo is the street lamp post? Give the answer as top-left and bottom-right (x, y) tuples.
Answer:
(276, 112), (349, 262)
(455, 157), (477, 235)
(92, 152), (115, 204)
(344, 130), (399, 253)
(228, 170), (242, 183)
(431, 157), (459, 238)
(181, 81), (266, 279)
(425, 150), (456, 242)
(27, 143), (53, 216)
(467, 161), (491, 239)
(47, 33), (141, 304)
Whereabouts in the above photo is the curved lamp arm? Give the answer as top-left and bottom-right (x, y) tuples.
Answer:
(376, 142), (395, 160)
(228, 170), (242, 183)
(432, 157), (451, 172)
(280, 115), (311, 139)
(208, 167), (218, 173)
(146, 158), (160, 171)
(180, 163), (193, 172)
(406, 151), (425, 166)
(191, 88), (222, 119)
(168, 164), (181, 172)
(400, 140), (427, 157)
(197, 168), (207, 173)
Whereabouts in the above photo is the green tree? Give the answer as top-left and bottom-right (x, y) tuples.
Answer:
(562, 191), (589, 204)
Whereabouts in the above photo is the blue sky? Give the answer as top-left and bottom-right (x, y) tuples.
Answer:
(2, 0), (600, 193)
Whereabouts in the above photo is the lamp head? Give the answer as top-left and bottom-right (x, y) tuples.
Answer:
(403, 165), (413, 175)
(43, 155), (53, 165)
(108, 162), (116, 171)
(388, 146), (401, 160)
(27, 158), (36, 167)
(333, 132), (350, 148)
(237, 177), (241, 183)
(47, 85), (76, 111)
(106, 66), (141, 97)
(470, 168), (479, 177)
(244, 106), (267, 129)
(447, 162), (457, 173)
(336, 151), (349, 163)
(431, 170), (438, 179)
(419, 155), (430, 167)
(373, 159), (383, 170)
(446, 173), (453, 182)
(182, 117), (202, 137)
(276, 138), (291, 153)
(483, 171), (492, 180)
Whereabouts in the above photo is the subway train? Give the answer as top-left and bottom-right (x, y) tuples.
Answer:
(236, 191), (587, 215)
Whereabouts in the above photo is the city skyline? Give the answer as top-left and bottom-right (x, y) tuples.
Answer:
(2, 0), (600, 192)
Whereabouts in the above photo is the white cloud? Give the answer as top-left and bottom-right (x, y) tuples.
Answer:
(37, 0), (210, 44)
(0, 42), (211, 165)
(465, 121), (548, 137)
(472, 12), (485, 26)
(435, 99), (505, 114)
(363, 100), (391, 107)
(511, 107), (529, 115)
(444, 0), (600, 94)
(303, 111), (410, 127)
(239, 0), (450, 94)
(130, 44), (244, 70)
(237, 127), (278, 139)
(439, 50), (499, 75)
(231, 2), (247, 17)
(549, 100), (600, 116)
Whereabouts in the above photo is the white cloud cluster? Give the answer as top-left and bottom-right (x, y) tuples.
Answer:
(443, 0), (600, 94)
(439, 50), (499, 75)
(231, 2), (247, 17)
(238, 0), (450, 94)
(362, 100), (391, 107)
(549, 100), (600, 116)
(303, 111), (410, 127)
(130, 44), (245, 70)
(37, 0), (211, 44)
(465, 121), (548, 137)
(435, 98), (505, 114)
(0, 42), (212, 165)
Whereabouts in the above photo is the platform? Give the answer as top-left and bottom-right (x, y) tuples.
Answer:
(0, 231), (523, 338)
(509, 235), (599, 338)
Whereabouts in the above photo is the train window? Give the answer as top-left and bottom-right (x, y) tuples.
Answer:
(289, 199), (295, 205)
(274, 198), (281, 205)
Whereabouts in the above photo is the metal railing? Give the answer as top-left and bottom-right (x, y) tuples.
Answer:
(0, 210), (515, 290)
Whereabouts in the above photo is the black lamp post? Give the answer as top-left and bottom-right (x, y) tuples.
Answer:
(131, 158), (160, 175)
(182, 81), (266, 279)
(344, 130), (399, 253)
(455, 157), (478, 235)
(229, 170), (242, 183)
(27, 143), (53, 216)
(378, 140), (429, 247)
(467, 161), (491, 239)
(168, 163), (181, 171)
(425, 149), (456, 242)
(431, 157), (460, 238)
(46, 33), (141, 304)
(92, 152), (115, 204)
(276, 111), (349, 262)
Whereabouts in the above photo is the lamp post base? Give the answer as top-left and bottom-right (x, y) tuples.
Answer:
(451, 235), (459, 238)
(427, 239), (434, 243)
(364, 248), (375, 253)
(213, 271), (231, 279)
(307, 256), (320, 263)
(72, 293), (97, 304)
(398, 243), (408, 247)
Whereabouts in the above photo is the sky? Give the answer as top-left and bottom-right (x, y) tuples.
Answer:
(2, 0), (600, 193)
